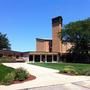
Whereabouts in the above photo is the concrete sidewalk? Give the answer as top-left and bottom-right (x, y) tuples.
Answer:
(26, 82), (90, 90)
(0, 63), (90, 90)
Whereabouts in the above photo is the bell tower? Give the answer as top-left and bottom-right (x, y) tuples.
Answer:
(52, 16), (63, 53)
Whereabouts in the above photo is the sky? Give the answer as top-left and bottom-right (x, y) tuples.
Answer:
(0, 0), (90, 52)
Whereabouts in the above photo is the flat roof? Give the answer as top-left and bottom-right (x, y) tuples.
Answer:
(0, 50), (29, 54)
(36, 38), (52, 42)
(29, 51), (58, 55)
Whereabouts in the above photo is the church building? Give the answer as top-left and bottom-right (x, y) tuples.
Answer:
(0, 16), (72, 62)
(29, 16), (72, 62)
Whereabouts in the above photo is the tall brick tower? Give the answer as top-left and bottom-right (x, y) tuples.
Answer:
(52, 16), (63, 53)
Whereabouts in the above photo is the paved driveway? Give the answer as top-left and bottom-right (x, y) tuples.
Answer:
(0, 63), (90, 90)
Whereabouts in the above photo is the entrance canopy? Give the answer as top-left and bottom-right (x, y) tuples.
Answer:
(29, 51), (59, 62)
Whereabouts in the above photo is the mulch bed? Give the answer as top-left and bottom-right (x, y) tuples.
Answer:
(13, 75), (36, 84)
(58, 72), (77, 76)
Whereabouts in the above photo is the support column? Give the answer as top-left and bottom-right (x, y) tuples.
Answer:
(26, 56), (29, 63)
(57, 55), (59, 62)
(45, 55), (47, 63)
(40, 55), (42, 63)
(33, 55), (35, 63)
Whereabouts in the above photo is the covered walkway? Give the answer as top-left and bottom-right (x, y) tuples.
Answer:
(29, 52), (60, 63)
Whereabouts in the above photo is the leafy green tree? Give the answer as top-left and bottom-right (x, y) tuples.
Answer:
(0, 32), (11, 50)
(61, 18), (90, 54)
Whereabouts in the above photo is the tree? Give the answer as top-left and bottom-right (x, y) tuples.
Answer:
(0, 32), (11, 50)
(61, 18), (90, 54)
(59, 18), (90, 63)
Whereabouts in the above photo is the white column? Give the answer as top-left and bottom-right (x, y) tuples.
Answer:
(57, 55), (59, 62)
(45, 55), (47, 63)
(25, 56), (29, 63)
(26, 56), (29, 63)
(40, 55), (42, 63)
(33, 55), (35, 63)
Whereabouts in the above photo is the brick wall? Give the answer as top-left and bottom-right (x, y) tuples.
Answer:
(52, 24), (62, 52)
(36, 40), (50, 52)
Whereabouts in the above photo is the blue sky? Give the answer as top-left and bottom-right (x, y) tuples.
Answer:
(0, 0), (90, 51)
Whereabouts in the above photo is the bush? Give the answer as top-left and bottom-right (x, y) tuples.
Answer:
(60, 65), (78, 75)
(81, 68), (90, 76)
(0, 57), (15, 63)
(2, 72), (15, 85)
(0, 67), (30, 85)
(15, 67), (29, 81)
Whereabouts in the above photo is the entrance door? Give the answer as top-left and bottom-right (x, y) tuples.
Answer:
(35, 55), (40, 62)
(47, 55), (52, 62)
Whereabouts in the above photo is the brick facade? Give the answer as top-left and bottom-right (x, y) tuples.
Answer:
(36, 38), (52, 52)
(52, 23), (62, 52)
(36, 16), (72, 53)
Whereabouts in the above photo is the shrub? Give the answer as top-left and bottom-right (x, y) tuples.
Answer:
(0, 57), (15, 63)
(81, 68), (90, 76)
(60, 65), (78, 75)
(15, 67), (29, 81)
(2, 72), (15, 85)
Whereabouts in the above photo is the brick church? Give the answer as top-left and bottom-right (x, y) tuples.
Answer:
(29, 16), (72, 62)
(0, 16), (72, 62)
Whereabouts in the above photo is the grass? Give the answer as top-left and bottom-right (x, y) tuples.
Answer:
(0, 64), (30, 85)
(31, 63), (90, 74)
(0, 64), (15, 81)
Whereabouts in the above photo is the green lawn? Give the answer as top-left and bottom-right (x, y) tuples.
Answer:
(31, 63), (90, 73)
(0, 64), (15, 81)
